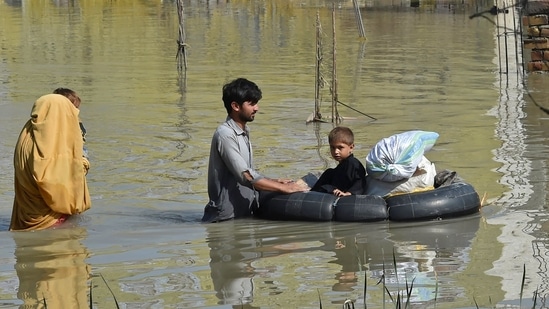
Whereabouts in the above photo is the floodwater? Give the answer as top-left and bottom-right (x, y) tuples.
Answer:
(0, 0), (548, 308)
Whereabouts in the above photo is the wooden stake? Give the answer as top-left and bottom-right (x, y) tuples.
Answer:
(331, 4), (339, 124)
(352, 0), (366, 38)
(176, 0), (188, 72)
(314, 12), (323, 121)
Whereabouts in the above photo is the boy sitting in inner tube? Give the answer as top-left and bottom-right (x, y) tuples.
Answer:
(310, 126), (367, 197)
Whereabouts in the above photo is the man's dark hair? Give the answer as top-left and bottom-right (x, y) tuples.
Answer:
(222, 78), (262, 114)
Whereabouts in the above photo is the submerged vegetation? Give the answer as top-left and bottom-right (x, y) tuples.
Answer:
(38, 257), (542, 309)
(315, 254), (542, 309)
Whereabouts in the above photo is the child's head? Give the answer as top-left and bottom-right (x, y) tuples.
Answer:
(328, 126), (355, 162)
(53, 88), (81, 109)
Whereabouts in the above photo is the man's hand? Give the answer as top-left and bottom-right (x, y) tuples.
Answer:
(276, 178), (294, 184)
(281, 181), (309, 194)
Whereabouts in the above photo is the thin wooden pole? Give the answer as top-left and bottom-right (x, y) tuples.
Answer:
(331, 4), (339, 123)
(496, 0), (503, 74)
(502, 0), (510, 75)
(352, 0), (366, 38)
(518, 0), (526, 81)
(337, 100), (377, 120)
(176, 0), (188, 72)
(315, 12), (322, 121)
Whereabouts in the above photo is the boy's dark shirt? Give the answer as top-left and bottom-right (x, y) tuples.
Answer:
(311, 154), (366, 195)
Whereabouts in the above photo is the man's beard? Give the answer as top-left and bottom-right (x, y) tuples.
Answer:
(240, 113), (255, 122)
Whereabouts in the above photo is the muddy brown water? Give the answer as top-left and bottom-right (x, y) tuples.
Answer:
(0, 0), (548, 308)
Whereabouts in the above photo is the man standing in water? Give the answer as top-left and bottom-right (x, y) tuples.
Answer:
(202, 78), (307, 223)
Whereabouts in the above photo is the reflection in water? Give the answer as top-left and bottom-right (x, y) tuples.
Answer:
(204, 220), (348, 306)
(206, 221), (264, 307)
(311, 121), (332, 170)
(13, 228), (90, 308)
(205, 218), (481, 307)
(3, 0), (21, 7)
(486, 8), (549, 305)
(386, 216), (481, 305)
(523, 72), (549, 304)
(323, 224), (397, 305)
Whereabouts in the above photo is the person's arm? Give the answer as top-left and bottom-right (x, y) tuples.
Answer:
(216, 130), (307, 194)
(333, 189), (352, 197)
(243, 172), (307, 193)
(346, 176), (366, 195)
(216, 132), (264, 185)
(310, 168), (336, 193)
(339, 157), (367, 195)
(314, 184), (337, 194)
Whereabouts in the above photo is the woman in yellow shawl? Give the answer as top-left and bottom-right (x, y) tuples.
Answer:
(10, 93), (91, 231)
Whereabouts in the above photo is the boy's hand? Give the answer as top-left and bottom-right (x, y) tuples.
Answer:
(333, 189), (351, 197)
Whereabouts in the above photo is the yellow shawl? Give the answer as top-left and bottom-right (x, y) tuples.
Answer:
(10, 94), (91, 231)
